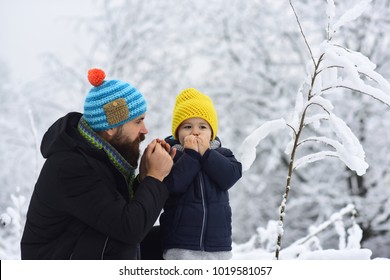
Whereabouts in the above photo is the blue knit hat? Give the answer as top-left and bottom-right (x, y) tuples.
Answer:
(83, 68), (147, 131)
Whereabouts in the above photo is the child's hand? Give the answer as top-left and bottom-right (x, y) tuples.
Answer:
(196, 135), (210, 156)
(183, 135), (199, 152)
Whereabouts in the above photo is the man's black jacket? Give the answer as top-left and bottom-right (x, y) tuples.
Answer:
(21, 112), (169, 259)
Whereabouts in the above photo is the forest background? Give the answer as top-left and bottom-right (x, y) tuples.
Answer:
(1, 0), (390, 259)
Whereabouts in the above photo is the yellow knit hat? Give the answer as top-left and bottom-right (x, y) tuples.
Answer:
(172, 88), (218, 140)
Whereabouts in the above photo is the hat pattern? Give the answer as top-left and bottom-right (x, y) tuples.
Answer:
(83, 68), (146, 131)
(172, 88), (218, 140)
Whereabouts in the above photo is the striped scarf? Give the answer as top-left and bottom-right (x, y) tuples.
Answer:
(77, 117), (136, 199)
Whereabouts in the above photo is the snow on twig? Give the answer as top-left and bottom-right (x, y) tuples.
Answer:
(330, 0), (373, 37)
(320, 42), (390, 107)
(239, 118), (287, 171)
(295, 113), (369, 176)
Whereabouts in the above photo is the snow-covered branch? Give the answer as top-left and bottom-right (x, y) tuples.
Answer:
(320, 42), (390, 107)
(327, 0), (373, 39)
(239, 118), (287, 172)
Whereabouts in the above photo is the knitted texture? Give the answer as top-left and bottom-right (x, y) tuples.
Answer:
(84, 68), (147, 131)
(172, 138), (221, 152)
(78, 117), (136, 199)
(172, 88), (218, 140)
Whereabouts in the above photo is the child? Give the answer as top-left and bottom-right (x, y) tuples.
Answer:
(159, 88), (242, 260)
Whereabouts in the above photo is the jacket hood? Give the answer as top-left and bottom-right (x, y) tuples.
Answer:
(41, 112), (84, 158)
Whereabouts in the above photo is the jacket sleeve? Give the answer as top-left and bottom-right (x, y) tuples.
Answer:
(163, 149), (201, 194)
(201, 148), (242, 191)
(56, 155), (169, 245)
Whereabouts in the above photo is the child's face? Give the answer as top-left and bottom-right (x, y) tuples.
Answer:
(177, 117), (212, 146)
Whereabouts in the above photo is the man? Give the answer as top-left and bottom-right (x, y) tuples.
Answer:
(21, 68), (175, 259)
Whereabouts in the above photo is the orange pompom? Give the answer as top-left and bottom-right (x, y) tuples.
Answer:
(88, 68), (106, 86)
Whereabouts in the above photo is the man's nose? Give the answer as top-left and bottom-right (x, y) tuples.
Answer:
(141, 125), (148, 135)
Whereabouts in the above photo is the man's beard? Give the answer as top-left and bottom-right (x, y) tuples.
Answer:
(110, 129), (146, 167)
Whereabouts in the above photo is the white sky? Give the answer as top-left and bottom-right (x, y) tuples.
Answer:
(0, 0), (97, 83)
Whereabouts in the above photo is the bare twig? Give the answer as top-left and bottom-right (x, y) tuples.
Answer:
(306, 102), (331, 115)
(322, 86), (390, 108)
(308, 54), (325, 99)
(289, 0), (316, 67)
(286, 123), (298, 137)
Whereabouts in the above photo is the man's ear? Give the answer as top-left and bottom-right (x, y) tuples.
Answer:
(98, 128), (117, 141)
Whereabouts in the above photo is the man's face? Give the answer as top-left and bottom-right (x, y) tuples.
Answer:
(109, 114), (148, 167)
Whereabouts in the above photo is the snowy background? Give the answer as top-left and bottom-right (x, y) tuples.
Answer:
(1, 0), (390, 260)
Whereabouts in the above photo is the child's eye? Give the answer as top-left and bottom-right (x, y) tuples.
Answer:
(200, 125), (207, 129)
(183, 125), (191, 129)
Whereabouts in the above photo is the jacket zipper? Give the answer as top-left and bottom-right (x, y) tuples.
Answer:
(100, 236), (109, 259)
(199, 173), (207, 250)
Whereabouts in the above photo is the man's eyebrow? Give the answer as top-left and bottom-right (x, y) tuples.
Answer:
(134, 116), (145, 122)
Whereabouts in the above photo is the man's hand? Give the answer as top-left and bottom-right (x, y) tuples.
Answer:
(140, 139), (174, 182)
(156, 139), (176, 159)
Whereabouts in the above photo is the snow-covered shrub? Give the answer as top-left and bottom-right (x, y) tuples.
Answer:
(232, 204), (372, 259)
(0, 189), (27, 259)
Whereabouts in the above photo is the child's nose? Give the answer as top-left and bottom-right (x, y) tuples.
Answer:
(192, 128), (200, 136)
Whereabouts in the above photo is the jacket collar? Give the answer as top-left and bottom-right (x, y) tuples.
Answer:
(77, 117), (136, 197)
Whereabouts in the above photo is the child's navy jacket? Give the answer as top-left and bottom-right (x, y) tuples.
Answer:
(160, 137), (242, 252)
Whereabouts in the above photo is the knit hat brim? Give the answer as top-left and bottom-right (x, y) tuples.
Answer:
(172, 88), (218, 140)
(84, 69), (147, 131)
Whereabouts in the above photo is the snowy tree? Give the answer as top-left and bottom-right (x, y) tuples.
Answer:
(238, 0), (390, 259)
(273, 0), (390, 258)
